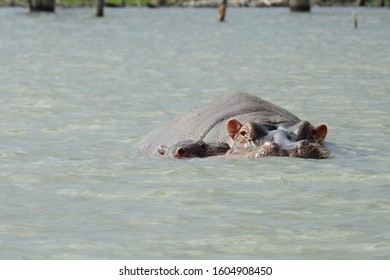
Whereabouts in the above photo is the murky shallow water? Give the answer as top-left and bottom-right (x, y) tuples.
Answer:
(0, 7), (389, 259)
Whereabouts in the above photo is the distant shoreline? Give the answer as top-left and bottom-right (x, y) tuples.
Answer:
(1, 0), (388, 9)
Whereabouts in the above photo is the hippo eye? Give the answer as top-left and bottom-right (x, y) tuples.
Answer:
(239, 127), (249, 138)
(198, 141), (207, 151)
(219, 142), (230, 149)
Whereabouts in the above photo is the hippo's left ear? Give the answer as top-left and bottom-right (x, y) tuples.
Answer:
(226, 119), (243, 139)
(314, 124), (327, 141)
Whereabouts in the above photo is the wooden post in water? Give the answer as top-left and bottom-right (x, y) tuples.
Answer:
(218, 0), (227, 22)
(356, 0), (365, 6)
(96, 0), (104, 17)
(289, 0), (310, 12)
(28, 0), (55, 12)
(352, 11), (357, 29)
(157, 0), (167, 6)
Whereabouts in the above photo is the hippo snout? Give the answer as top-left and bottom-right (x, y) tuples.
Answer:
(292, 140), (330, 159)
(158, 140), (230, 159)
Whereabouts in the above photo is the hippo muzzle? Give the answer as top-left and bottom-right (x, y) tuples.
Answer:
(157, 140), (230, 159)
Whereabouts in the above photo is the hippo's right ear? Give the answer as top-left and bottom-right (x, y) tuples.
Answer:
(314, 124), (328, 142)
(157, 145), (168, 155)
(226, 119), (243, 139)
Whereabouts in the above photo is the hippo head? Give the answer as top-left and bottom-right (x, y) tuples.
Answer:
(227, 119), (270, 144)
(279, 120), (328, 143)
(157, 140), (230, 159)
(226, 119), (329, 159)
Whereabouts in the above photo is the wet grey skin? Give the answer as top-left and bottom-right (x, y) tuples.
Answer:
(135, 93), (330, 159)
(134, 93), (302, 156)
(157, 140), (230, 159)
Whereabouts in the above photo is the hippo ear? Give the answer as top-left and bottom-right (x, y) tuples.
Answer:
(175, 147), (188, 158)
(314, 124), (327, 141)
(226, 119), (243, 139)
(157, 145), (168, 155)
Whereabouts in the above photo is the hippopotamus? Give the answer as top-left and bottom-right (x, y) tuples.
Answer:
(134, 92), (329, 159)
(226, 119), (329, 158)
(157, 140), (230, 158)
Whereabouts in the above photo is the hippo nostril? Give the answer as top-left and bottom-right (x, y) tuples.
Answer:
(220, 142), (230, 150)
(263, 141), (272, 148)
(299, 140), (309, 148)
(263, 141), (278, 149)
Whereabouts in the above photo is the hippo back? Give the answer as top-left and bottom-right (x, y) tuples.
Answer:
(134, 92), (301, 156)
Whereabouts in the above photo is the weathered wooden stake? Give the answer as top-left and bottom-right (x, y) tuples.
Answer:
(356, 0), (365, 6)
(157, 0), (167, 6)
(218, 0), (227, 22)
(353, 11), (357, 29)
(28, 0), (55, 12)
(289, 0), (310, 12)
(96, 0), (104, 17)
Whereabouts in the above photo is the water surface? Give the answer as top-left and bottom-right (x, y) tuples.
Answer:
(0, 7), (389, 259)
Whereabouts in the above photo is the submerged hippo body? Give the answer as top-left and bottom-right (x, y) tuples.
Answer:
(134, 93), (329, 159)
(134, 93), (300, 155)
